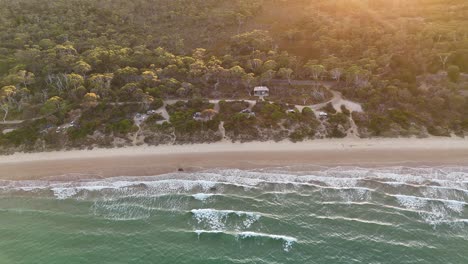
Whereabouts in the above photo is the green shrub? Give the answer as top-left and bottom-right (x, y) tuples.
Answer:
(301, 107), (316, 121)
(329, 113), (348, 126)
(447, 65), (460, 82)
(108, 119), (136, 134)
(368, 115), (391, 136)
(427, 126), (450, 137)
(68, 120), (99, 140)
(341, 105), (350, 116)
(328, 126), (347, 138)
(219, 101), (250, 117)
(389, 109), (410, 129)
(289, 131), (305, 142)
(2, 119), (45, 147)
(151, 98), (164, 110)
(321, 102), (337, 114)
(146, 113), (165, 123)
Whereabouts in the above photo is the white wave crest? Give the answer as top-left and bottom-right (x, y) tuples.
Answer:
(192, 193), (215, 201)
(194, 229), (224, 235)
(2, 165), (467, 227)
(191, 208), (261, 229)
(237, 232), (297, 252)
(2, 179), (221, 199)
(310, 214), (396, 227)
(395, 195), (428, 210)
(91, 203), (151, 221)
(394, 194), (466, 208)
(394, 194), (466, 226)
(194, 230), (297, 252)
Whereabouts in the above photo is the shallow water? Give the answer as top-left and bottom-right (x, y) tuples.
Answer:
(0, 166), (467, 263)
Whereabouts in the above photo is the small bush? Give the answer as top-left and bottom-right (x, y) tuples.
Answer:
(329, 113), (349, 126)
(321, 102), (337, 114)
(328, 126), (347, 138)
(108, 119), (136, 134)
(301, 107), (316, 120)
(151, 98), (164, 109)
(146, 113), (165, 123)
(427, 126), (450, 137)
(340, 105), (350, 116)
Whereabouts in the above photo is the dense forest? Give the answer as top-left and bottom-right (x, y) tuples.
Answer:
(1, 0), (467, 153)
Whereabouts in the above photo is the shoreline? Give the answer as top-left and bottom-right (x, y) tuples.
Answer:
(1, 138), (468, 180)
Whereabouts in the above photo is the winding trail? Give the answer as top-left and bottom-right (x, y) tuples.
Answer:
(347, 116), (360, 138)
(155, 102), (171, 125)
(218, 121), (226, 140)
(0, 116), (45, 125)
(294, 90), (363, 114)
(0, 120), (24, 125)
(132, 123), (142, 145)
(132, 114), (148, 145)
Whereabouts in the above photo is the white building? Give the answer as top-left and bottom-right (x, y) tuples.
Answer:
(318, 111), (328, 118)
(253, 86), (269, 97)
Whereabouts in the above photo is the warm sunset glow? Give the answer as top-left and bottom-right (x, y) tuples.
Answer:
(0, 0), (467, 262)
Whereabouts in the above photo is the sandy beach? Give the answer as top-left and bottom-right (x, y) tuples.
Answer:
(1, 138), (468, 180)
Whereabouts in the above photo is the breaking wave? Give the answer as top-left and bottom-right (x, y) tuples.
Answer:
(191, 208), (262, 229)
(192, 193), (216, 201)
(2, 164), (468, 264)
(1, 166), (467, 228)
(194, 230), (297, 252)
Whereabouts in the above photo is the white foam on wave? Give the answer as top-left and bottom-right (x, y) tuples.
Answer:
(91, 202), (152, 221)
(3, 179), (223, 199)
(21, 169), (378, 201)
(379, 181), (468, 197)
(194, 229), (224, 236)
(204, 168), (370, 190)
(426, 185), (468, 194)
(394, 194), (467, 208)
(319, 200), (443, 217)
(432, 219), (468, 230)
(52, 187), (79, 200)
(431, 179), (468, 192)
(393, 194), (467, 226)
(199, 171), (377, 198)
(191, 208), (261, 229)
(379, 181), (406, 186)
(443, 200), (465, 214)
(319, 166), (371, 177)
(143, 179), (218, 192)
(373, 172), (427, 184)
(3, 167), (468, 224)
(194, 230), (297, 252)
(298, 176), (360, 187)
(340, 187), (372, 202)
(450, 219), (468, 223)
(237, 232), (297, 252)
(395, 194), (428, 210)
(320, 166), (468, 186)
(192, 193), (215, 201)
(310, 213), (396, 227)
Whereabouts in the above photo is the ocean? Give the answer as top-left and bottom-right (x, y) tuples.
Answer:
(0, 166), (467, 263)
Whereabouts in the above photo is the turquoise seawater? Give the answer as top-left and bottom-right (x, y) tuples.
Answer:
(0, 166), (467, 263)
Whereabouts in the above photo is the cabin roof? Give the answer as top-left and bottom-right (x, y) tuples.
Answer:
(253, 86), (269, 91)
